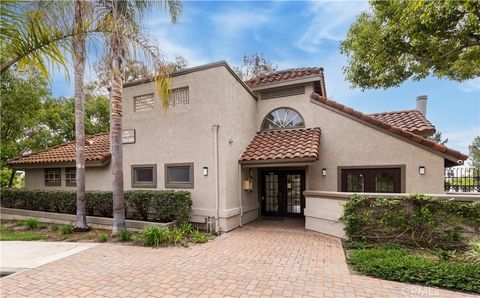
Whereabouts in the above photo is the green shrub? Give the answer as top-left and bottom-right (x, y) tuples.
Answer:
(464, 242), (480, 264)
(60, 225), (74, 235)
(342, 194), (480, 250)
(1, 189), (192, 223)
(190, 230), (212, 244)
(50, 224), (59, 232)
(117, 230), (133, 242)
(136, 226), (170, 247)
(348, 248), (480, 293)
(23, 217), (40, 229)
(167, 228), (185, 245)
(98, 234), (108, 243)
(178, 223), (194, 237)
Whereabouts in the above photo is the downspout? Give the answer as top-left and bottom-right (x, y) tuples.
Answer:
(238, 163), (243, 227)
(212, 125), (220, 235)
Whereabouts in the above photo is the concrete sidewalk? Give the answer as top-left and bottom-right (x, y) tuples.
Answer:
(0, 241), (97, 275)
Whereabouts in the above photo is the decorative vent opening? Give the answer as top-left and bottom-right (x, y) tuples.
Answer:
(260, 85), (305, 100)
(169, 86), (189, 107)
(134, 93), (154, 112)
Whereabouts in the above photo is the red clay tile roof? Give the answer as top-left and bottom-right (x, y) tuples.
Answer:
(240, 128), (321, 162)
(245, 67), (323, 88)
(370, 110), (436, 135)
(7, 133), (111, 166)
(309, 93), (468, 162)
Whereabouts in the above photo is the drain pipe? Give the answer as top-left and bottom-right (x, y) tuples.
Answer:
(238, 163), (243, 227)
(212, 125), (220, 235)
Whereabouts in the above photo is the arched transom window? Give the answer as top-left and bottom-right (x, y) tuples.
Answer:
(262, 107), (305, 130)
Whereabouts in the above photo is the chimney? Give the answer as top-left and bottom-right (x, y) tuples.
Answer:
(416, 95), (428, 116)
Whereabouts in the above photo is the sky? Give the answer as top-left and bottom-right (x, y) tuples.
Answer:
(50, 0), (480, 156)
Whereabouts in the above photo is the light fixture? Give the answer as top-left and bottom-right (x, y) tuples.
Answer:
(419, 166), (425, 175)
(202, 167), (208, 176)
(322, 168), (327, 176)
(249, 169), (253, 178)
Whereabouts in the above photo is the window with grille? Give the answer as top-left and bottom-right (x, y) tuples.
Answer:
(44, 168), (61, 186)
(169, 87), (189, 107)
(134, 93), (154, 112)
(65, 168), (76, 187)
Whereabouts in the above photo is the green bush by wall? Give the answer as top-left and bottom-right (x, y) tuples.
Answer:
(348, 248), (480, 293)
(0, 189), (192, 223)
(343, 194), (480, 250)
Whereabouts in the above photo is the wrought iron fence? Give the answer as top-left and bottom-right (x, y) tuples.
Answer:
(444, 167), (480, 193)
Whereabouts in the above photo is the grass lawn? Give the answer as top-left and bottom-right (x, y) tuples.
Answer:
(0, 227), (48, 241)
(345, 242), (480, 294)
(0, 220), (113, 242)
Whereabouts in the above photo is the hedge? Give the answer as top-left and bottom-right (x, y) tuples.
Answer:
(0, 189), (192, 223)
(343, 194), (480, 250)
(348, 248), (480, 293)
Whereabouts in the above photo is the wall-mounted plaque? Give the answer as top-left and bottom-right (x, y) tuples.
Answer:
(122, 129), (135, 144)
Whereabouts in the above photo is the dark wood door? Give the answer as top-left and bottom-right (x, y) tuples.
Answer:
(261, 170), (305, 217)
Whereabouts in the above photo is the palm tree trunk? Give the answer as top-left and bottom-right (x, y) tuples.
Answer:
(110, 0), (126, 234)
(73, 0), (88, 230)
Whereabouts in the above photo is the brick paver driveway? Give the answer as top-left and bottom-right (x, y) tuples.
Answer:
(1, 219), (474, 297)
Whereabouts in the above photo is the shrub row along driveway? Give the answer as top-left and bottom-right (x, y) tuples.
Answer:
(0, 220), (475, 297)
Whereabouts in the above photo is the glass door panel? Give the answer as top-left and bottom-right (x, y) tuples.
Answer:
(264, 173), (279, 213)
(286, 174), (302, 214)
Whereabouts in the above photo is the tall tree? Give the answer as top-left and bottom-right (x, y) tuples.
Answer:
(73, 0), (89, 230)
(233, 52), (277, 80)
(469, 136), (480, 168)
(100, 0), (182, 234)
(428, 131), (448, 146)
(340, 0), (480, 90)
(0, 69), (48, 187)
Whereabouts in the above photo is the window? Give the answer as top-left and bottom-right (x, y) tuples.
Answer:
(165, 163), (194, 188)
(131, 164), (157, 188)
(341, 168), (401, 193)
(44, 168), (61, 186)
(65, 168), (76, 187)
(169, 87), (189, 106)
(134, 93), (154, 112)
(261, 107), (305, 131)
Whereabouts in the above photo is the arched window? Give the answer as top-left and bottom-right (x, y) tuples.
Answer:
(261, 107), (305, 130)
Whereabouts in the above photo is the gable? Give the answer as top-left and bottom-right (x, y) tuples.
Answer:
(309, 92), (467, 165)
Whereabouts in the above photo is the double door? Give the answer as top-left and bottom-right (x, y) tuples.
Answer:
(261, 170), (305, 217)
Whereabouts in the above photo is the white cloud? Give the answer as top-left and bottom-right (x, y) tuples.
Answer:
(295, 0), (369, 53)
(459, 78), (480, 93)
(148, 27), (209, 67)
(443, 126), (480, 157)
(209, 9), (272, 38)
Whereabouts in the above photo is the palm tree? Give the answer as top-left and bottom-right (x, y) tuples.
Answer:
(98, 0), (182, 234)
(73, 0), (89, 230)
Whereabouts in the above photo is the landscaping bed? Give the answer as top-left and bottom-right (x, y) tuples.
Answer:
(345, 241), (480, 293)
(342, 194), (480, 294)
(0, 218), (212, 246)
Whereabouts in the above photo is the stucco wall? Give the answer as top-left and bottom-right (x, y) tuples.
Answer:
(256, 84), (445, 194)
(24, 165), (111, 191)
(122, 65), (258, 231)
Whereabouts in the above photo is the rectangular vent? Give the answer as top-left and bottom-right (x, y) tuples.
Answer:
(134, 93), (154, 112)
(169, 86), (189, 107)
(260, 85), (305, 100)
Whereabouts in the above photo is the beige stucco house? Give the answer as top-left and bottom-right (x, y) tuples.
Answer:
(8, 61), (469, 233)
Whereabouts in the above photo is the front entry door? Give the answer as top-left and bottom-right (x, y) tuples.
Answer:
(261, 170), (306, 217)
